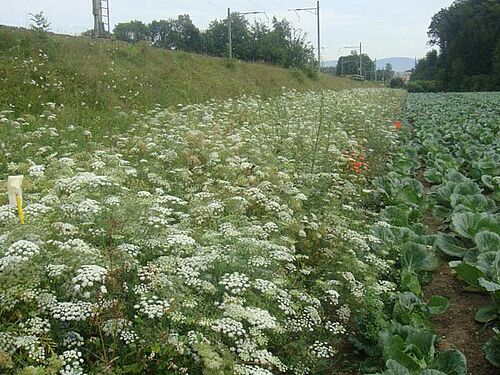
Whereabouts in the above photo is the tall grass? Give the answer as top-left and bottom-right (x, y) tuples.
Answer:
(0, 25), (378, 119)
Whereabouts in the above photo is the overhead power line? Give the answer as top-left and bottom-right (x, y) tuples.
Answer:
(227, 8), (267, 60)
(288, 1), (321, 71)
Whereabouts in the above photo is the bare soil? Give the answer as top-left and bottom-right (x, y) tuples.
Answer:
(417, 164), (497, 375)
(423, 265), (497, 375)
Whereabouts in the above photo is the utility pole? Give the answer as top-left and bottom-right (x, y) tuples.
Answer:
(228, 9), (266, 60)
(92, 0), (110, 38)
(338, 46), (359, 76)
(317, 1), (320, 71)
(359, 42), (363, 78)
(228, 8), (232, 59)
(374, 58), (377, 81)
(289, 1), (321, 71)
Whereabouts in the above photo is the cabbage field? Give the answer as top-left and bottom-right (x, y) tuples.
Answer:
(372, 92), (500, 375)
(0, 89), (498, 375)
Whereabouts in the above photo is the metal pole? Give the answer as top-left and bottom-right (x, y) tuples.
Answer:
(288, 4), (321, 71)
(92, 0), (101, 38)
(359, 42), (363, 78)
(228, 8), (232, 59)
(317, 1), (321, 71)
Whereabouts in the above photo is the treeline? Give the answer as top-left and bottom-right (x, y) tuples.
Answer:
(111, 14), (316, 71)
(322, 53), (400, 86)
(410, 0), (500, 92)
(334, 54), (396, 82)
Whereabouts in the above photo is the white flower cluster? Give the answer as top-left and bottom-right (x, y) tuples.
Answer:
(24, 203), (52, 217)
(219, 222), (240, 237)
(0, 205), (16, 223)
(0, 332), (15, 354)
(325, 321), (347, 335)
(286, 306), (322, 332)
(28, 164), (45, 178)
(211, 317), (246, 338)
(119, 329), (139, 344)
(221, 303), (278, 331)
(60, 349), (86, 375)
(72, 265), (108, 296)
(325, 289), (340, 305)
(14, 335), (46, 362)
(5, 240), (41, 259)
(58, 239), (97, 255)
(19, 317), (51, 335)
(232, 338), (287, 371)
(219, 272), (251, 295)
(374, 280), (397, 295)
(0, 88), (410, 372)
(51, 301), (94, 321)
(309, 341), (336, 359)
(1, 240), (41, 270)
(262, 221), (278, 234)
(102, 318), (131, 336)
(248, 256), (272, 268)
(341, 272), (365, 298)
(46, 264), (67, 278)
(134, 295), (172, 319)
(365, 253), (392, 274)
(52, 222), (78, 236)
(253, 279), (277, 295)
(166, 234), (196, 247)
(64, 198), (102, 218)
(337, 305), (351, 323)
(101, 318), (138, 344)
(245, 307), (277, 331)
(56, 172), (113, 194)
(235, 364), (275, 375)
(117, 243), (141, 258)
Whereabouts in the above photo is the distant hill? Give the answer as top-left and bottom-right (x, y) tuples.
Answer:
(322, 60), (337, 68)
(323, 57), (416, 73)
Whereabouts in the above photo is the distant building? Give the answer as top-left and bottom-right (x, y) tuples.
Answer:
(395, 70), (413, 83)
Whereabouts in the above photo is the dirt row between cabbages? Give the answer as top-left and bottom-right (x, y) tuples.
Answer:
(423, 264), (496, 375)
(416, 165), (497, 375)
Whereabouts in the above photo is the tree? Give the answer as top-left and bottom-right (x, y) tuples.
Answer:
(113, 13), (316, 71)
(114, 21), (150, 43)
(493, 40), (500, 84)
(29, 12), (51, 33)
(427, 0), (500, 90)
(202, 13), (252, 59)
(336, 52), (375, 79)
(383, 63), (394, 81)
(269, 18), (314, 69)
(389, 77), (406, 89)
(412, 50), (439, 81)
(149, 16), (201, 52)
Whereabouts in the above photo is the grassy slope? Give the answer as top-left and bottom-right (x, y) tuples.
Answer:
(0, 25), (377, 117)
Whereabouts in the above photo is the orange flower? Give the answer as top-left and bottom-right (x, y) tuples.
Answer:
(347, 152), (369, 174)
(394, 121), (402, 130)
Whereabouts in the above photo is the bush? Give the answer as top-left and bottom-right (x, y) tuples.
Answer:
(389, 77), (406, 89)
(304, 66), (319, 80)
(407, 80), (441, 93)
(290, 68), (305, 83)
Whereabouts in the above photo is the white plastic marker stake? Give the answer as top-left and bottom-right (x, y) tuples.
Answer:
(7, 175), (25, 224)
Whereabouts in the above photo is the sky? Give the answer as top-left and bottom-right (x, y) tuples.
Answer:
(0, 0), (454, 60)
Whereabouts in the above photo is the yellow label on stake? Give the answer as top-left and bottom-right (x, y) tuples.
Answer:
(16, 194), (25, 225)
